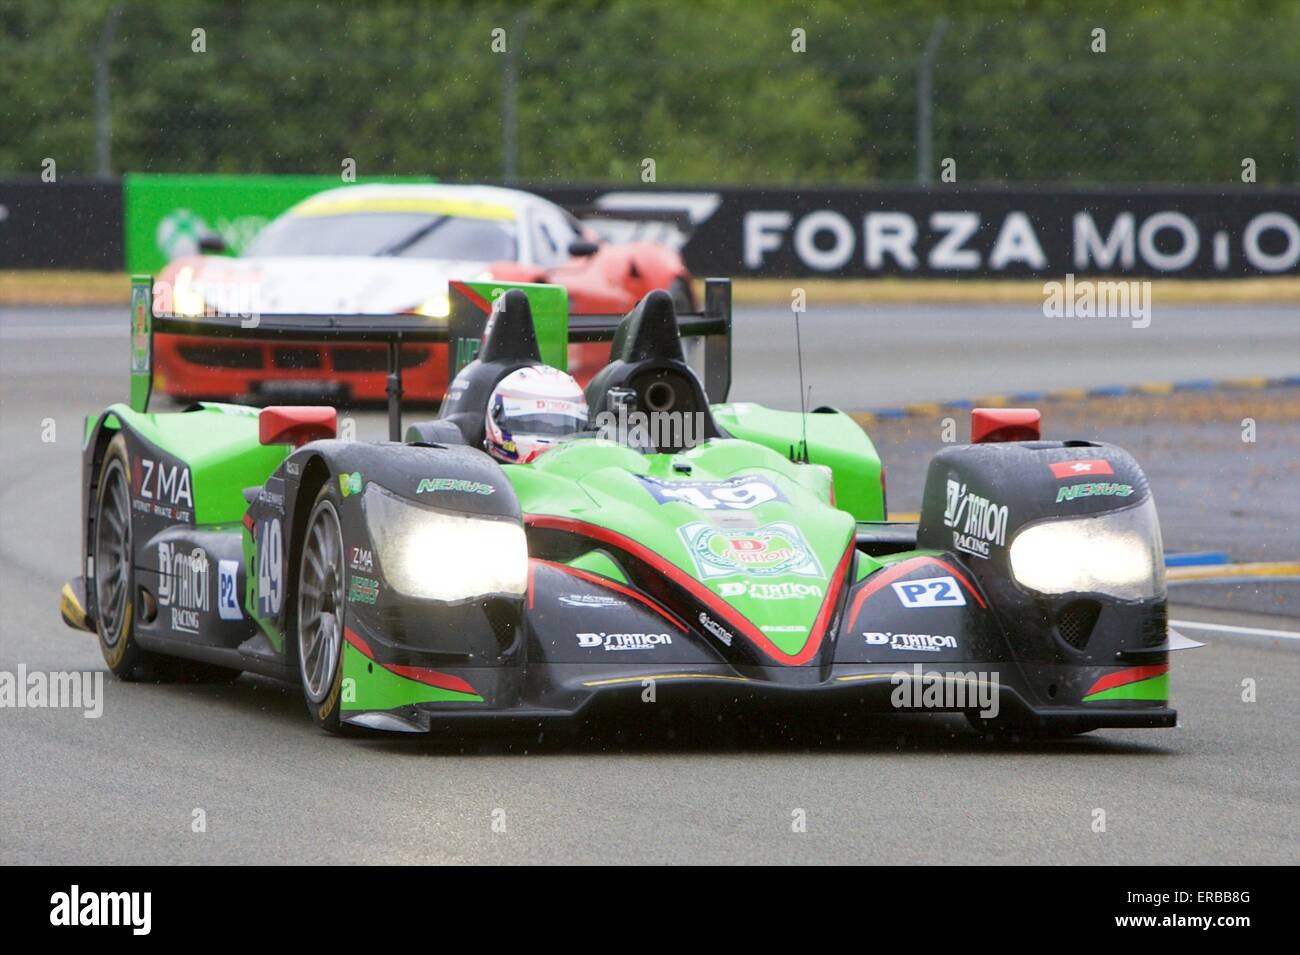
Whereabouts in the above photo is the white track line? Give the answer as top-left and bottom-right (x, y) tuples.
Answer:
(1170, 619), (1300, 640)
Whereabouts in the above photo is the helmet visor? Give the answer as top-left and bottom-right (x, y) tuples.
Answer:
(497, 396), (587, 437)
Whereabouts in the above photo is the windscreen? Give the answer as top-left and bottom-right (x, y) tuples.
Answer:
(245, 212), (518, 261)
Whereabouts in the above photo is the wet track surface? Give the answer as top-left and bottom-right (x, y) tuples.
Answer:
(2, 305), (1297, 864)
(873, 388), (1300, 618)
(728, 301), (1300, 410)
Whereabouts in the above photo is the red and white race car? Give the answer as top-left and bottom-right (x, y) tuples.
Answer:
(154, 183), (694, 402)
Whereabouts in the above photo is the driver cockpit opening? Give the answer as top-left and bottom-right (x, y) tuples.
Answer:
(408, 286), (727, 457)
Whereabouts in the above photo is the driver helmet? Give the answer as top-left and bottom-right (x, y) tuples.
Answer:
(485, 365), (589, 464)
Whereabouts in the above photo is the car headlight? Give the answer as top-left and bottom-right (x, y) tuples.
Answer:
(414, 291), (450, 318)
(172, 266), (208, 317)
(1008, 500), (1164, 601)
(364, 484), (527, 602)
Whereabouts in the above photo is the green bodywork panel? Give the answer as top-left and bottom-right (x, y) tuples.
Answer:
(341, 642), (484, 714)
(858, 549), (942, 581)
(507, 437), (857, 657)
(241, 514), (283, 652)
(1084, 673), (1169, 702)
(95, 402), (288, 526)
(855, 550), (887, 581)
(710, 403), (884, 522)
(568, 550), (630, 584)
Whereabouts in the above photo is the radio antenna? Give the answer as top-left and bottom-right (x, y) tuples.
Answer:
(794, 303), (810, 463)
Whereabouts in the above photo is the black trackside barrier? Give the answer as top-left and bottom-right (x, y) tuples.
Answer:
(6, 179), (1299, 278)
(0, 179), (124, 269)
(538, 184), (1300, 279)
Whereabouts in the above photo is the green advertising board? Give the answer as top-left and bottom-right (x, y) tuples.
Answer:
(122, 173), (435, 274)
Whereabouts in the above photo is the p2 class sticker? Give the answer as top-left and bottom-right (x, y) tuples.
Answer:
(256, 517), (284, 618)
(639, 475), (786, 511)
(217, 559), (242, 620)
(890, 575), (967, 609)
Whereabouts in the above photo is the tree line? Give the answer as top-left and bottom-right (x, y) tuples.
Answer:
(3, 0), (1297, 185)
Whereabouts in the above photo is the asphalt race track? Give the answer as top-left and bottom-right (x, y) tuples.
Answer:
(730, 302), (1300, 411)
(2, 304), (1297, 864)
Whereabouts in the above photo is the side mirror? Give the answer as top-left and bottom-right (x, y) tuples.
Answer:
(198, 235), (228, 254)
(567, 239), (599, 257)
(971, 407), (1041, 443)
(259, 406), (337, 447)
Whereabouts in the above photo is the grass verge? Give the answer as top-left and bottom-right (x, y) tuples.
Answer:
(4, 271), (1299, 307)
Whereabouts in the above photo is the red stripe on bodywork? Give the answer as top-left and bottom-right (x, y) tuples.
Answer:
(813, 544), (856, 648)
(344, 626), (478, 696)
(524, 514), (852, 666)
(1084, 663), (1168, 697)
(344, 626), (374, 658)
(385, 664), (478, 696)
(534, 558), (687, 632)
(847, 555), (986, 629)
(928, 558), (985, 608)
(449, 280), (493, 314)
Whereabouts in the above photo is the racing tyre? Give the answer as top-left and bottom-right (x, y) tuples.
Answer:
(296, 482), (347, 733)
(93, 435), (149, 678)
(94, 436), (240, 682)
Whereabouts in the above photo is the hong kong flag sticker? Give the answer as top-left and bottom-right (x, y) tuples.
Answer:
(1050, 458), (1114, 478)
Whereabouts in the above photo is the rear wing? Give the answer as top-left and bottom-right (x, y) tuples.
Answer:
(567, 206), (694, 248)
(136, 275), (732, 441)
(566, 206), (693, 229)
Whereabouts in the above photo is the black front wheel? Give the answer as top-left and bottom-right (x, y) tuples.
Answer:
(296, 483), (347, 732)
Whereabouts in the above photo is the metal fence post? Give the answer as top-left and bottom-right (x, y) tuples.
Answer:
(94, 5), (123, 178)
(916, 17), (948, 185)
(503, 11), (530, 184)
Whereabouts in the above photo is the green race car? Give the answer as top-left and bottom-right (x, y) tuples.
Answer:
(60, 276), (1195, 737)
